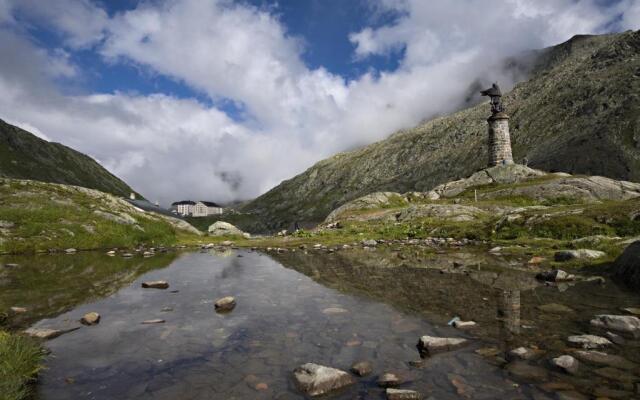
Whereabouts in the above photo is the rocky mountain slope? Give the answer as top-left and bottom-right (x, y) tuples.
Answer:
(241, 30), (640, 231)
(0, 119), (139, 198)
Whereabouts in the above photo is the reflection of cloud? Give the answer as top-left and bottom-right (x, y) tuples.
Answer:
(0, 0), (638, 204)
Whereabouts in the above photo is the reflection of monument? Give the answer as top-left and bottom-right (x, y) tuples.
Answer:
(481, 83), (513, 167)
(497, 289), (521, 339)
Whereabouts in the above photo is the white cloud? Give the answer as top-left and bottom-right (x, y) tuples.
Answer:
(0, 0), (638, 206)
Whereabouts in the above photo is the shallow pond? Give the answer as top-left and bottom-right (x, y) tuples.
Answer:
(1, 247), (640, 399)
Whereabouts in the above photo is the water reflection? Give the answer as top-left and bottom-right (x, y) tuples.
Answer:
(5, 247), (639, 400)
(0, 251), (178, 329)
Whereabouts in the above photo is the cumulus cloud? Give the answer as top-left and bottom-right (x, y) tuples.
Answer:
(0, 0), (638, 206)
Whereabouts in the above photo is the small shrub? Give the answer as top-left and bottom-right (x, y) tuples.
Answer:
(0, 331), (45, 400)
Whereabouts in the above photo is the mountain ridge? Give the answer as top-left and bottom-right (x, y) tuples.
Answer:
(239, 30), (640, 232)
(0, 119), (140, 199)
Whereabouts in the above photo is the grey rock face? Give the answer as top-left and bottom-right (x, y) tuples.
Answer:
(612, 241), (640, 290)
(208, 221), (246, 236)
(417, 335), (468, 357)
(292, 363), (355, 396)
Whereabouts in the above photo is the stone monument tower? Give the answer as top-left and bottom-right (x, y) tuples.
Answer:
(481, 83), (513, 166)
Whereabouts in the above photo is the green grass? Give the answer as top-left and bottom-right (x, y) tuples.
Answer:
(0, 331), (45, 400)
(0, 179), (200, 254)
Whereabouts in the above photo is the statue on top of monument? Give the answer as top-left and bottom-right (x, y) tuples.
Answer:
(480, 83), (504, 114)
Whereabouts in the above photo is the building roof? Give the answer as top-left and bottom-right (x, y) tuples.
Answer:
(171, 200), (196, 205)
(198, 201), (222, 207)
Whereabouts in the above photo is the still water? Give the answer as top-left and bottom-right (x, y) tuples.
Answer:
(1, 247), (639, 399)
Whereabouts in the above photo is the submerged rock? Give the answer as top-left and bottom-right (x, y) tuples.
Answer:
(452, 320), (477, 329)
(80, 312), (100, 326)
(377, 372), (402, 388)
(350, 361), (372, 376)
(508, 347), (545, 361)
(537, 303), (574, 313)
(572, 350), (637, 370)
(386, 388), (422, 400)
(141, 280), (169, 289)
(551, 355), (579, 375)
(567, 334), (612, 349)
(214, 296), (236, 312)
(141, 319), (165, 324)
(590, 314), (640, 337)
(505, 361), (549, 382)
(417, 335), (468, 357)
(292, 363), (355, 396)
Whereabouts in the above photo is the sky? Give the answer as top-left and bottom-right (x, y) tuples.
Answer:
(0, 0), (638, 205)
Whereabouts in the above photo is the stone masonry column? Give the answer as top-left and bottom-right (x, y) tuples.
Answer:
(487, 112), (513, 167)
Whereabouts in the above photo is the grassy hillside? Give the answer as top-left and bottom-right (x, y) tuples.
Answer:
(0, 119), (140, 198)
(240, 31), (640, 232)
(0, 179), (200, 254)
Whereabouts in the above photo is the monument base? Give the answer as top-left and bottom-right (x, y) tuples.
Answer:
(487, 113), (514, 167)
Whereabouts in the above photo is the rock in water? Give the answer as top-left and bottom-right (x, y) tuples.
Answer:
(590, 314), (640, 338)
(350, 361), (372, 377)
(536, 269), (574, 282)
(141, 280), (169, 289)
(141, 319), (165, 324)
(554, 249), (606, 261)
(572, 350), (637, 370)
(80, 312), (100, 325)
(551, 355), (579, 375)
(612, 241), (640, 290)
(567, 334), (612, 349)
(292, 363), (355, 396)
(386, 388), (422, 400)
(417, 336), (468, 357)
(377, 372), (401, 387)
(214, 296), (236, 312)
(10, 307), (27, 314)
(505, 361), (549, 382)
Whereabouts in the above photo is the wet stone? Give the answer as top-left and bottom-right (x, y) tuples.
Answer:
(536, 269), (574, 282)
(555, 391), (588, 400)
(214, 296), (236, 312)
(24, 326), (80, 340)
(10, 306), (27, 314)
(566, 334), (611, 349)
(593, 367), (639, 383)
(592, 386), (634, 398)
(386, 388), (422, 400)
(417, 335), (468, 357)
(292, 363), (355, 397)
(590, 314), (640, 338)
(141, 319), (165, 324)
(141, 281), (169, 289)
(80, 312), (100, 326)
(508, 347), (544, 361)
(350, 361), (372, 377)
(571, 350), (637, 370)
(377, 372), (402, 388)
(550, 355), (579, 375)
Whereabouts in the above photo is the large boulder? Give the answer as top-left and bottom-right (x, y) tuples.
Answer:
(325, 192), (408, 222)
(396, 204), (487, 223)
(208, 221), (246, 237)
(612, 241), (640, 290)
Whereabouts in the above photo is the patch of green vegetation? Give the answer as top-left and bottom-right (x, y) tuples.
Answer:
(496, 213), (614, 241)
(0, 179), (200, 254)
(0, 331), (45, 400)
